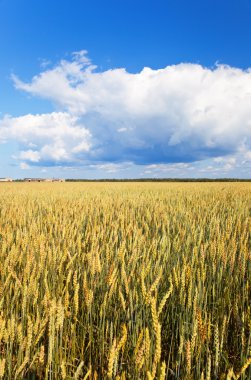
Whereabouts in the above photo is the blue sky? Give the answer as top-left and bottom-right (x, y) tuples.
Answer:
(1, 0), (251, 178)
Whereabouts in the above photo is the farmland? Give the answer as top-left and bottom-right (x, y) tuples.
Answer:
(0, 182), (250, 379)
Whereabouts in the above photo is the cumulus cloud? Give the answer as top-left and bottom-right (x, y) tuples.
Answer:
(0, 112), (91, 165)
(1, 51), (251, 174)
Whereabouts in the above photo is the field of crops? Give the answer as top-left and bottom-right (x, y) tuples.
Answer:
(0, 182), (250, 379)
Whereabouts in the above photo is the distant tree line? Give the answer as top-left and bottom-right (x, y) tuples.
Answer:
(65, 178), (251, 182)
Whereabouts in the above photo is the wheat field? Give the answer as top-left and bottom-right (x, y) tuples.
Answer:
(0, 182), (250, 379)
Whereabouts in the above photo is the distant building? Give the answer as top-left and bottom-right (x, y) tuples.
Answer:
(52, 178), (65, 182)
(24, 178), (44, 182)
(0, 177), (13, 182)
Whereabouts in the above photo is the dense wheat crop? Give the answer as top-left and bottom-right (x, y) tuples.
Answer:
(0, 182), (250, 379)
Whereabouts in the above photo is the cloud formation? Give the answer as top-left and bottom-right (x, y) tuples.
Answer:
(0, 112), (91, 165)
(2, 51), (251, 175)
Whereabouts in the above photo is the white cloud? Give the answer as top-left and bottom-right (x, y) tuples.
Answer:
(89, 162), (133, 173)
(1, 51), (251, 176)
(19, 150), (41, 162)
(20, 162), (30, 170)
(0, 112), (91, 165)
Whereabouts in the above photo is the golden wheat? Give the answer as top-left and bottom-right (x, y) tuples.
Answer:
(0, 182), (250, 379)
